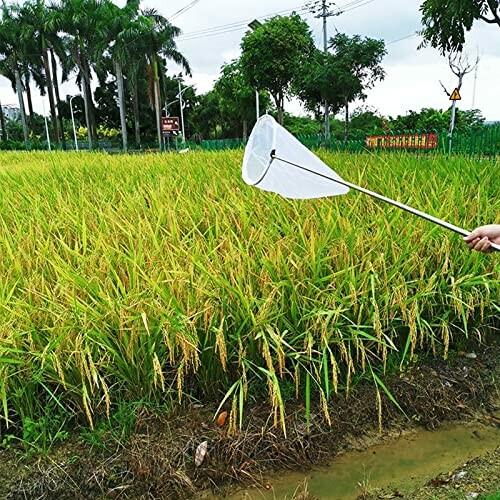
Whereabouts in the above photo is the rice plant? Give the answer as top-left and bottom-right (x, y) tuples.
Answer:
(0, 150), (497, 440)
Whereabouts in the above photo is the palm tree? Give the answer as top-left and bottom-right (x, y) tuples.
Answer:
(101, 0), (141, 152)
(127, 8), (190, 150)
(51, 0), (107, 148)
(0, 4), (30, 149)
(18, 0), (61, 145)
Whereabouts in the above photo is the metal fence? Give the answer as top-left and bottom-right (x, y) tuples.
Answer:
(2, 126), (498, 158)
(197, 126), (500, 159)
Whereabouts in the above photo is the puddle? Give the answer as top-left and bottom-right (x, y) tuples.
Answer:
(226, 423), (499, 499)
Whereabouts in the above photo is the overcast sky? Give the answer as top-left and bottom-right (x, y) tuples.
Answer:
(1, 0), (499, 121)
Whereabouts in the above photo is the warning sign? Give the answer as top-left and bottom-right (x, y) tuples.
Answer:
(450, 88), (461, 101)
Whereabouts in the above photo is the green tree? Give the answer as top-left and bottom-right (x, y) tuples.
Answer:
(18, 0), (61, 145)
(213, 59), (270, 139)
(420, 0), (500, 54)
(0, 4), (30, 148)
(240, 14), (315, 125)
(328, 33), (386, 141)
(51, 0), (109, 148)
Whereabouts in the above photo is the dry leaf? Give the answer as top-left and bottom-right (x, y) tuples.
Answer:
(195, 441), (208, 467)
(216, 411), (228, 427)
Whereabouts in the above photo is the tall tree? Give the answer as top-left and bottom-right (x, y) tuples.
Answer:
(51, 0), (108, 148)
(138, 8), (190, 150)
(240, 14), (315, 125)
(213, 59), (270, 139)
(420, 0), (500, 54)
(19, 0), (61, 145)
(328, 33), (386, 141)
(0, 4), (30, 148)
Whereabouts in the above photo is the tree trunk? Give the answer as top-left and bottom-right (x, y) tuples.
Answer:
(25, 73), (34, 135)
(81, 73), (93, 149)
(115, 60), (128, 152)
(85, 77), (98, 143)
(81, 58), (97, 145)
(0, 100), (7, 142)
(14, 67), (30, 149)
(51, 49), (66, 150)
(152, 56), (162, 151)
(42, 36), (60, 145)
(276, 91), (284, 125)
(344, 100), (349, 143)
(242, 119), (248, 140)
(132, 83), (141, 148)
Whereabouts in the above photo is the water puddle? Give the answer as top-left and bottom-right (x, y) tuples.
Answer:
(227, 422), (499, 499)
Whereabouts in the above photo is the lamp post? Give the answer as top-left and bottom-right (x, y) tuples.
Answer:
(69, 95), (78, 151)
(177, 81), (193, 146)
(42, 98), (51, 151)
(248, 20), (263, 121)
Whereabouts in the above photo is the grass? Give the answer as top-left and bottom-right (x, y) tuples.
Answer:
(0, 149), (498, 446)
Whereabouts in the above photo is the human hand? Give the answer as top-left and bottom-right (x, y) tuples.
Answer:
(463, 224), (500, 253)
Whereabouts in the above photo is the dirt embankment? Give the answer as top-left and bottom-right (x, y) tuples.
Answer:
(0, 339), (499, 499)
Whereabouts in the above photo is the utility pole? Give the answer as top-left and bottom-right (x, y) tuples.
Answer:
(307, 1), (340, 143)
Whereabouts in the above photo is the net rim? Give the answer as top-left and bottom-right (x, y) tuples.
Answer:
(242, 114), (277, 186)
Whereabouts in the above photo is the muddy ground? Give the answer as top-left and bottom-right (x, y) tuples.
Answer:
(0, 337), (498, 499)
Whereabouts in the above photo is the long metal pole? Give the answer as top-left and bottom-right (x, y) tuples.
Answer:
(256, 89), (260, 121)
(179, 80), (186, 146)
(271, 154), (500, 251)
(42, 98), (51, 151)
(70, 95), (78, 151)
(322, 0), (330, 143)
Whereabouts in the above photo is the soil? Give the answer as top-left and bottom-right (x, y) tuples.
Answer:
(0, 337), (498, 499)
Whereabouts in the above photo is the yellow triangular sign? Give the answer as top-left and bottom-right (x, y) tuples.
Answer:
(450, 88), (461, 101)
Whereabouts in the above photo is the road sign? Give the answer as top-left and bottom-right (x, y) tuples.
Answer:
(161, 116), (180, 136)
(450, 88), (461, 101)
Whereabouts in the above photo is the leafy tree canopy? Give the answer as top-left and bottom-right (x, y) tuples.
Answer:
(240, 14), (315, 123)
(420, 0), (500, 54)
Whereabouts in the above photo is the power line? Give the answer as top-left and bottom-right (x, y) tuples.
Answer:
(177, 4), (307, 41)
(386, 32), (418, 45)
(168, 0), (202, 22)
(177, 0), (375, 42)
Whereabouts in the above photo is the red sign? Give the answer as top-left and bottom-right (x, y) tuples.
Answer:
(366, 134), (438, 149)
(161, 117), (180, 134)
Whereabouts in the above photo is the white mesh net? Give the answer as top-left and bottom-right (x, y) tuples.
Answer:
(242, 115), (349, 200)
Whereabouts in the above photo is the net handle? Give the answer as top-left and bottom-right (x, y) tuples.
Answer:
(271, 153), (500, 252)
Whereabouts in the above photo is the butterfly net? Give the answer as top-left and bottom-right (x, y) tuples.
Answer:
(242, 115), (349, 199)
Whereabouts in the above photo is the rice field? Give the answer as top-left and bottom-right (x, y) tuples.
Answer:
(0, 150), (498, 441)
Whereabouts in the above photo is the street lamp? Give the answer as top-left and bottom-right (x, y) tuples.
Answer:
(176, 81), (192, 146)
(248, 20), (263, 121)
(69, 95), (78, 151)
(42, 98), (51, 151)
(165, 99), (179, 117)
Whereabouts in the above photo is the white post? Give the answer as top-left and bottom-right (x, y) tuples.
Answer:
(178, 80), (186, 145)
(255, 89), (260, 121)
(42, 99), (51, 151)
(70, 95), (78, 151)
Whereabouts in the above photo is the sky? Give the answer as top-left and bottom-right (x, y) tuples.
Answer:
(1, 0), (499, 121)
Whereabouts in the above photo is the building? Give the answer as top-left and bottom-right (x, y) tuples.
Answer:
(2, 104), (20, 121)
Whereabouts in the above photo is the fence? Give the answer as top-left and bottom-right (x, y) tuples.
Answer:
(197, 126), (500, 159)
(2, 126), (498, 158)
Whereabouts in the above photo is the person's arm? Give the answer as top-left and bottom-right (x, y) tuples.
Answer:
(463, 224), (500, 253)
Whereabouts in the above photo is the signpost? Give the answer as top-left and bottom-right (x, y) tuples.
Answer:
(161, 117), (180, 151)
(449, 88), (461, 101)
(448, 85), (462, 153)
